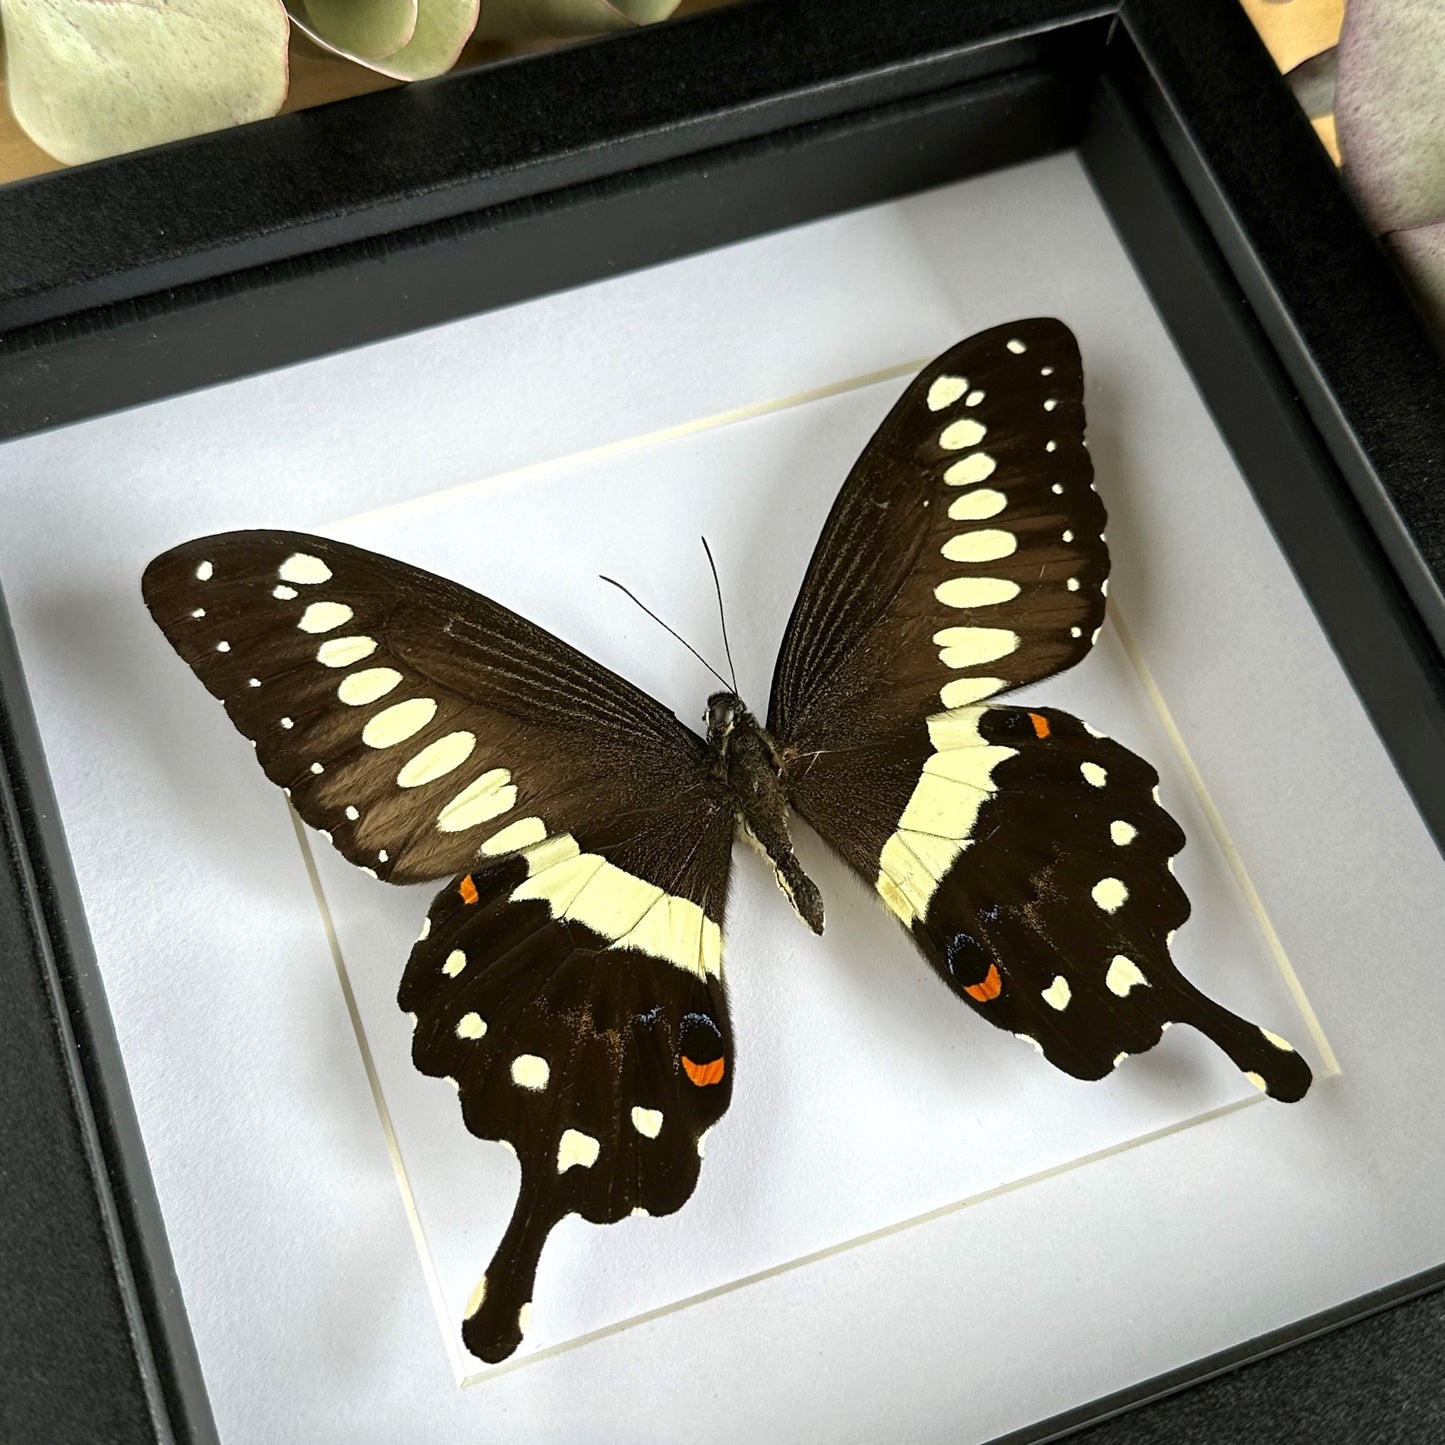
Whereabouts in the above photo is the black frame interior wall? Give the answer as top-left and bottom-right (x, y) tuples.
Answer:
(2, 3), (1443, 1442)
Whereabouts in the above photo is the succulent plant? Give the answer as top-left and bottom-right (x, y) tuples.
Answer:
(0, 0), (682, 165)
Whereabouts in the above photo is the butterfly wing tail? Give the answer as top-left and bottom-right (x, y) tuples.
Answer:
(1168, 984), (1314, 1102)
(462, 1180), (560, 1364)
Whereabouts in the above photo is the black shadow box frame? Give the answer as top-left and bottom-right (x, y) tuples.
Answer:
(3, 1), (1444, 1441)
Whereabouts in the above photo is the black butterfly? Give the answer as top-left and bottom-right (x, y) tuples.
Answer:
(142, 319), (1312, 1365)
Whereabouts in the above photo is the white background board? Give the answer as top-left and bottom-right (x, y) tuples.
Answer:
(2, 152), (1442, 1443)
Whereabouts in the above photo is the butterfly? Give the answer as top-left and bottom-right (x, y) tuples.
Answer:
(142, 318), (1312, 1364)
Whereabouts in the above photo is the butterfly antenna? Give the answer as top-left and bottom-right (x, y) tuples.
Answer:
(700, 536), (739, 695)
(599, 575), (734, 692)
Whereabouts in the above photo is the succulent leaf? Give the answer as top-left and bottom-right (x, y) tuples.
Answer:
(287, 1), (419, 61)
(477, 0), (679, 41)
(1, 0), (291, 165)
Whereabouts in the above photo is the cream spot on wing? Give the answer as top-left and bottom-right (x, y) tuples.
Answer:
(1042, 976), (1071, 1010)
(216, 641), (231, 653)
(1061, 529), (1074, 543)
(1041, 365), (1054, 376)
(273, 585), (298, 600)
(278, 553), (332, 585)
(631, 1207), (650, 1218)
(940, 418), (987, 450)
(345, 805), (358, 820)
(279, 717), (294, 729)
(1046, 440), (1058, 452)
(1006, 338), (1027, 354)
(1066, 577), (1081, 591)
(464, 1276), (487, 1318)
(927, 375), (968, 410)
(940, 675), (1007, 707)
(697, 1127), (712, 1158)
(1071, 626), (1082, 638)
(1245, 1071), (1268, 1092)
(310, 762), (323, 774)
(946, 488), (1005, 524)
(942, 529), (1017, 563)
(298, 601), (353, 634)
(443, 949), (467, 977)
(631, 1106), (664, 1139)
(1113, 1052), (1129, 1068)
(417, 918), (430, 941)
(437, 769), (515, 832)
(1261, 1028), (1295, 1052)
(191, 608), (205, 618)
(398, 730), (476, 787)
(338, 667), (403, 706)
(378, 850), (388, 862)
(497, 1139), (516, 1157)
(1101, 578), (1111, 597)
(1106, 955), (1148, 996)
(316, 636), (376, 667)
(1016, 1033), (1045, 1055)
(511, 1054), (549, 1090)
(361, 867), (378, 878)
(965, 389), (985, 406)
(944, 454), (998, 488)
(1111, 820), (1137, 845)
(361, 697), (437, 748)
(1081, 762), (1107, 787)
(518, 1303), (532, 1333)
(933, 625), (1018, 667)
(1044, 399), (1059, 412)
(1092, 877), (1129, 912)
(1091, 627), (1103, 644)
(935, 576), (1020, 608)
(1052, 482), (1064, 494)
(557, 1129), (600, 1172)
(481, 817), (547, 855)
(195, 561), (213, 581)
(455, 1011), (485, 1039)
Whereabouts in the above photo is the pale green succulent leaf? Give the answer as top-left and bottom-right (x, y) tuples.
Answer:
(296, 0), (478, 79)
(287, 0), (418, 61)
(476, 0), (679, 41)
(1336, 0), (1445, 233)
(1, 0), (291, 166)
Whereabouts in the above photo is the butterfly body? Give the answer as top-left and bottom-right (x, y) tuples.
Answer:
(707, 690), (826, 934)
(143, 318), (1312, 1366)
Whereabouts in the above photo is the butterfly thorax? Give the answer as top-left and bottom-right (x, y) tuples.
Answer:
(706, 691), (825, 935)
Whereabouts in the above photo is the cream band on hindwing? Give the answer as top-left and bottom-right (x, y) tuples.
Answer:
(492, 819), (723, 980)
(875, 707), (1017, 927)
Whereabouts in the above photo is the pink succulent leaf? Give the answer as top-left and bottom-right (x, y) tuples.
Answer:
(1285, 46), (1337, 122)
(1336, 0), (1445, 234)
(1383, 219), (1445, 337)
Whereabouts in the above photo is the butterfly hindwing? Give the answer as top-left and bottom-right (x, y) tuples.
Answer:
(402, 804), (735, 1363)
(769, 318), (1106, 750)
(786, 704), (1310, 1099)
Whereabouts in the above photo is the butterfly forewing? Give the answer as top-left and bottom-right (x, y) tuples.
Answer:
(769, 318), (1106, 750)
(142, 531), (712, 884)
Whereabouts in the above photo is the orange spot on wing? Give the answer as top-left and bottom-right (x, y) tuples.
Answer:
(458, 874), (479, 905)
(682, 1055), (726, 1087)
(1028, 711), (1051, 739)
(964, 962), (1002, 1002)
